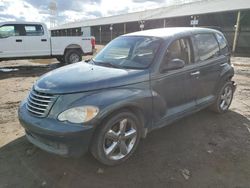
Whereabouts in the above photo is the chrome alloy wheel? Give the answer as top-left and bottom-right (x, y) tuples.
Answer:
(220, 85), (233, 111)
(103, 118), (137, 161)
(69, 53), (80, 63)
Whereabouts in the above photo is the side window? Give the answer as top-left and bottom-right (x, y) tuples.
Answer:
(0, 25), (17, 38)
(166, 38), (192, 64)
(194, 33), (220, 61)
(215, 33), (229, 54)
(24, 25), (44, 36)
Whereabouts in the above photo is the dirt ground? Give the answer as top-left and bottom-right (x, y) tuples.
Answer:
(0, 51), (250, 187)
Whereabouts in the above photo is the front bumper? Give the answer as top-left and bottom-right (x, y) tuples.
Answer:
(18, 101), (95, 157)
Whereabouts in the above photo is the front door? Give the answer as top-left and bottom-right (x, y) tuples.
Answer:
(151, 37), (198, 127)
(0, 24), (26, 58)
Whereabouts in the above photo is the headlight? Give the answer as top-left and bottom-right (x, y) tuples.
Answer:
(58, 106), (99, 124)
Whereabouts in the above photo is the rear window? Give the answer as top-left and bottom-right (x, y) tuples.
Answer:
(24, 25), (44, 36)
(194, 33), (220, 61)
(215, 33), (229, 54)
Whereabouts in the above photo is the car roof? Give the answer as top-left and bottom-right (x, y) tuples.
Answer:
(124, 27), (221, 39)
(0, 21), (44, 26)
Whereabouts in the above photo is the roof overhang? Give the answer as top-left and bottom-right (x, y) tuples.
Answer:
(51, 0), (250, 30)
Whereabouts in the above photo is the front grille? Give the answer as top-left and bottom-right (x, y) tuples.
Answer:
(26, 88), (57, 117)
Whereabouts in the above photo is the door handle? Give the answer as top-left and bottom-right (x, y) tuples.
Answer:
(16, 39), (22, 42)
(41, 39), (47, 42)
(190, 71), (200, 76)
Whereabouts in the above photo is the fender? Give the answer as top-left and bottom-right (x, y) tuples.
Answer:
(214, 63), (234, 95)
(64, 44), (83, 55)
(52, 85), (153, 129)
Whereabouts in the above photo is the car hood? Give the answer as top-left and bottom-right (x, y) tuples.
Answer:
(34, 62), (149, 94)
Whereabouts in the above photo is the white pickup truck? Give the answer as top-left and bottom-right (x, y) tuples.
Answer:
(0, 21), (95, 64)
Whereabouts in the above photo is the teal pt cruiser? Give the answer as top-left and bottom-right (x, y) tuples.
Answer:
(19, 27), (236, 165)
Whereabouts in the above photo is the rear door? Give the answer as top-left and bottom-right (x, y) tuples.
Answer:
(0, 24), (26, 58)
(23, 24), (50, 57)
(151, 37), (198, 126)
(192, 33), (223, 106)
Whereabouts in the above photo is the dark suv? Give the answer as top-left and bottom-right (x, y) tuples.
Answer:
(18, 27), (236, 165)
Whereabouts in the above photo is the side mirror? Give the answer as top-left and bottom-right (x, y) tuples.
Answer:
(162, 58), (185, 72)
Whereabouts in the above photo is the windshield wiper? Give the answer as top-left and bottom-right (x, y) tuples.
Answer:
(84, 58), (91, 63)
(96, 62), (121, 68)
(84, 58), (95, 64)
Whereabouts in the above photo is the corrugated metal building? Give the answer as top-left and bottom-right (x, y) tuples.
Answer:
(51, 0), (250, 55)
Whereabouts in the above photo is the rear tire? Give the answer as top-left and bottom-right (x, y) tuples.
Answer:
(210, 81), (234, 113)
(91, 111), (142, 166)
(64, 49), (82, 64)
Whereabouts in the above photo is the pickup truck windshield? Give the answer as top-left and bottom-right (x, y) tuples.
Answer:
(93, 36), (162, 69)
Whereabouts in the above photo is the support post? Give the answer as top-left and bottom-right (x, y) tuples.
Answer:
(139, 20), (145, 31)
(124, 23), (126, 34)
(99, 26), (102, 44)
(163, 19), (166, 28)
(232, 11), (241, 54)
(110, 24), (113, 41)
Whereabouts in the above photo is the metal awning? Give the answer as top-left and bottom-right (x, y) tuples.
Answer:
(51, 0), (250, 30)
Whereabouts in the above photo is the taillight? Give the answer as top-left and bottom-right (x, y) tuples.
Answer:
(91, 37), (96, 49)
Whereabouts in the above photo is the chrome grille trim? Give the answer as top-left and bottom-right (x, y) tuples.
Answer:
(27, 103), (47, 111)
(30, 91), (56, 99)
(29, 94), (51, 103)
(27, 98), (49, 107)
(26, 105), (44, 115)
(26, 88), (58, 117)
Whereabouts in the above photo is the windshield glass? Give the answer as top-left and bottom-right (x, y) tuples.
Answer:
(93, 36), (162, 69)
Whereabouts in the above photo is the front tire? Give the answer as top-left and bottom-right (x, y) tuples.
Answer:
(210, 81), (234, 113)
(91, 111), (142, 166)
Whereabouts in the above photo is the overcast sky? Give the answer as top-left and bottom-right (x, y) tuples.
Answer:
(0, 0), (191, 27)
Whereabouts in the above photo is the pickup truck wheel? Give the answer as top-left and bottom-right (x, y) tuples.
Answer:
(91, 111), (141, 166)
(64, 49), (82, 64)
(210, 81), (234, 113)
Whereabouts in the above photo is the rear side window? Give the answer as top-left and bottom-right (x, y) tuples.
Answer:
(194, 33), (220, 61)
(24, 25), (44, 36)
(215, 33), (229, 54)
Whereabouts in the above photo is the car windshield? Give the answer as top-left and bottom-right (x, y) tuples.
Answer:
(93, 36), (162, 69)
